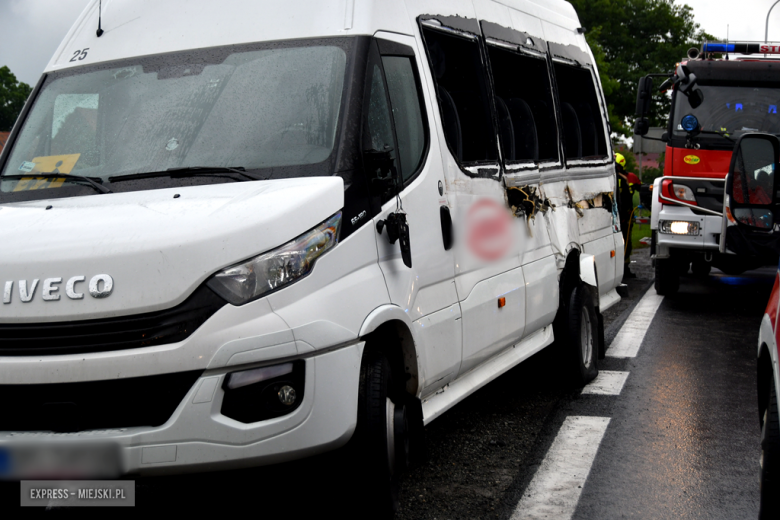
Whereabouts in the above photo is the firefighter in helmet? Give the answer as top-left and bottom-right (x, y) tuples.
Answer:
(615, 153), (637, 279)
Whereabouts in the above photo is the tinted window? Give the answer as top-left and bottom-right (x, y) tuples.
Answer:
(382, 56), (425, 182)
(422, 28), (497, 164)
(487, 46), (558, 164)
(553, 63), (608, 161)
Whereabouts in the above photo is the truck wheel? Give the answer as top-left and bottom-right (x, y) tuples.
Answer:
(352, 351), (409, 517)
(676, 259), (691, 276)
(760, 378), (780, 519)
(567, 283), (599, 386)
(691, 259), (711, 277)
(655, 258), (679, 295)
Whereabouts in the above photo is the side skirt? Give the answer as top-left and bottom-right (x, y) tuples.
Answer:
(421, 326), (554, 425)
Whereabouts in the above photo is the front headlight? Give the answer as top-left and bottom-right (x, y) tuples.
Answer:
(207, 212), (341, 305)
(659, 219), (700, 236)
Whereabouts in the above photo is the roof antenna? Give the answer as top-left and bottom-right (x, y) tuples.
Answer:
(96, 0), (104, 37)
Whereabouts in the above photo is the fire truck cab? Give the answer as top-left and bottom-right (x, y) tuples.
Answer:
(636, 44), (780, 294)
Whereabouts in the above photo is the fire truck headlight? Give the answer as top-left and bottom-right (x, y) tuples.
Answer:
(659, 220), (700, 236)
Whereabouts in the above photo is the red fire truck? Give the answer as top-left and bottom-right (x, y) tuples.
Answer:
(635, 43), (780, 294)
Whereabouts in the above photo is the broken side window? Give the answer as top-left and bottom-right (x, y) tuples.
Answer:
(382, 55), (426, 184)
(552, 62), (608, 161)
(421, 27), (497, 166)
(486, 45), (559, 165)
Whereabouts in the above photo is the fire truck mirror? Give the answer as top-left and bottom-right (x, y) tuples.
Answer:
(687, 88), (704, 109)
(634, 118), (649, 137)
(727, 133), (780, 230)
(635, 76), (653, 117)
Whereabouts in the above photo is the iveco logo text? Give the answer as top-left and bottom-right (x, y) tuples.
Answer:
(2, 275), (114, 304)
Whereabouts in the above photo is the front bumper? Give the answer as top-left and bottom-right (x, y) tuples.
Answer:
(653, 206), (723, 258)
(0, 341), (364, 477)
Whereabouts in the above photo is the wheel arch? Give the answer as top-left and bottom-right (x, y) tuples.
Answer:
(359, 306), (421, 397)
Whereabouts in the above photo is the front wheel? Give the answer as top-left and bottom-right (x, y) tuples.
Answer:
(567, 284), (599, 386)
(760, 378), (780, 519)
(351, 351), (409, 517)
(655, 258), (679, 295)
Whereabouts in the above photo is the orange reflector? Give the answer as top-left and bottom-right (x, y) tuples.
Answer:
(498, 297), (506, 308)
(610, 250), (615, 258)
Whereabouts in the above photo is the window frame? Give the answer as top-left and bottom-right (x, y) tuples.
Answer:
(483, 36), (562, 176)
(418, 16), (502, 181)
(360, 39), (404, 208)
(549, 55), (612, 169)
(376, 38), (431, 190)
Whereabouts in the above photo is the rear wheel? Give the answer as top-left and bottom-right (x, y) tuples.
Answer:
(567, 284), (599, 386)
(760, 378), (780, 519)
(655, 258), (679, 295)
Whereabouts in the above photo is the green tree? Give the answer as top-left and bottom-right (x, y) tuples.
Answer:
(0, 66), (32, 132)
(571, 0), (715, 136)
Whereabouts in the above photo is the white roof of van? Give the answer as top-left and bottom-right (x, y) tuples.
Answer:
(45, 0), (584, 75)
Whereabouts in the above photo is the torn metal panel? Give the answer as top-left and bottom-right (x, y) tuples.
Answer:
(506, 185), (552, 219)
(419, 14), (481, 37)
(548, 41), (593, 67)
(562, 174), (613, 201)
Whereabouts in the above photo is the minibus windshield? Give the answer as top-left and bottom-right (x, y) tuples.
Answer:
(1, 41), (348, 199)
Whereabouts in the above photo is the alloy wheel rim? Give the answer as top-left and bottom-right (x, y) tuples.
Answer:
(581, 307), (592, 368)
(386, 397), (396, 475)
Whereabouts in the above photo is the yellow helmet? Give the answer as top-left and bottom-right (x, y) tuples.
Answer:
(615, 153), (626, 168)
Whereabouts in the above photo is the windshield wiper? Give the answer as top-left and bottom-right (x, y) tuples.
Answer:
(1, 172), (112, 194)
(698, 130), (734, 142)
(109, 166), (264, 183)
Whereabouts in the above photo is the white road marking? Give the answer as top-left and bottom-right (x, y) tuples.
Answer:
(606, 291), (664, 358)
(581, 370), (629, 395)
(512, 416), (610, 520)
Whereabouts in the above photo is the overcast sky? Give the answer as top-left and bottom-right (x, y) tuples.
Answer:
(2, 0), (780, 87)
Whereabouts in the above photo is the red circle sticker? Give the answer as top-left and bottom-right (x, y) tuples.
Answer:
(466, 198), (512, 261)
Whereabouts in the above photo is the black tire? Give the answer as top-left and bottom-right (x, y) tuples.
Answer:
(650, 231), (657, 259)
(676, 258), (692, 276)
(567, 284), (599, 386)
(655, 258), (679, 295)
(352, 351), (409, 517)
(760, 378), (780, 519)
(691, 259), (711, 277)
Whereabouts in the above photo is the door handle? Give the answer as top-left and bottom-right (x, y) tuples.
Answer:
(440, 206), (453, 250)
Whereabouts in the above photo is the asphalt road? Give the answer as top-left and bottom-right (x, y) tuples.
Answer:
(1, 248), (772, 518)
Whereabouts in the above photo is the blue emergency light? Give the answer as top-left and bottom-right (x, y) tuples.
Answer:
(701, 42), (780, 55)
(681, 114), (699, 132)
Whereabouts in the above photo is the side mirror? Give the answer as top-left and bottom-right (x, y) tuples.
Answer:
(635, 76), (653, 118)
(725, 133), (779, 231)
(634, 118), (649, 137)
(675, 65), (703, 109)
(687, 88), (704, 109)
